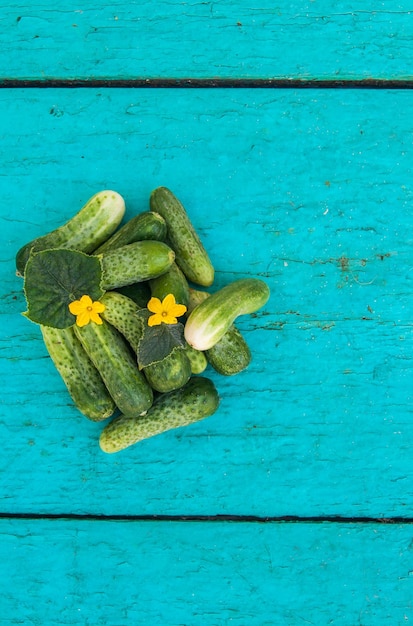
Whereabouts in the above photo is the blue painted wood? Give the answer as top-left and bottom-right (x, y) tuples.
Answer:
(2, 88), (412, 516)
(1, 518), (412, 625)
(1, 2), (413, 80)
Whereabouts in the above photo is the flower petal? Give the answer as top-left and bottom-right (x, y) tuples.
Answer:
(147, 297), (163, 314)
(162, 315), (178, 324)
(162, 293), (176, 310)
(169, 303), (187, 318)
(79, 294), (93, 307)
(148, 313), (162, 327)
(76, 311), (91, 327)
(68, 300), (84, 315)
(92, 301), (106, 314)
(89, 311), (104, 325)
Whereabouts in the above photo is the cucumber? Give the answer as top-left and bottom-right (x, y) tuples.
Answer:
(99, 376), (219, 453)
(99, 240), (175, 290)
(149, 261), (190, 309)
(93, 211), (167, 254)
(185, 343), (208, 374)
(184, 278), (270, 351)
(16, 190), (125, 276)
(149, 186), (214, 287)
(188, 288), (251, 374)
(100, 291), (191, 393)
(143, 350), (191, 393)
(74, 319), (153, 417)
(40, 325), (116, 421)
(206, 325), (251, 376)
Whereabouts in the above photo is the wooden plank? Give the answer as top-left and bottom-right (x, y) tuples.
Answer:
(2, 88), (413, 516)
(1, 518), (412, 624)
(2, 2), (413, 81)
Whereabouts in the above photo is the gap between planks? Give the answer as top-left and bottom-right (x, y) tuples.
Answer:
(0, 513), (412, 524)
(1, 78), (413, 89)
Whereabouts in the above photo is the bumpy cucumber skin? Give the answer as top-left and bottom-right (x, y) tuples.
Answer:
(74, 319), (153, 417)
(99, 376), (219, 453)
(206, 325), (251, 376)
(93, 211), (167, 254)
(101, 291), (192, 393)
(100, 240), (175, 290)
(185, 343), (208, 374)
(41, 325), (116, 421)
(184, 278), (270, 351)
(149, 187), (214, 287)
(143, 350), (191, 393)
(16, 190), (125, 276)
(149, 261), (190, 308)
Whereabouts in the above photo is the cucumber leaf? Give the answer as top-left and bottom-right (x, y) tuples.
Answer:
(23, 248), (104, 328)
(135, 309), (186, 368)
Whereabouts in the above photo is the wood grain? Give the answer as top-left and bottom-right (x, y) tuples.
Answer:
(2, 2), (413, 81)
(1, 518), (412, 625)
(2, 88), (412, 517)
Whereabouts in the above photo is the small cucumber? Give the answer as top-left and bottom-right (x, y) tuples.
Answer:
(100, 291), (191, 393)
(74, 319), (153, 417)
(40, 326), (116, 421)
(99, 376), (220, 453)
(149, 261), (190, 308)
(184, 278), (270, 351)
(99, 240), (175, 290)
(187, 287), (210, 313)
(93, 211), (167, 254)
(149, 186), (214, 287)
(143, 350), (191, 393)
(185, 343), (208, 374)
(206, 325), (251, 376)
(16, 190), (125, 276)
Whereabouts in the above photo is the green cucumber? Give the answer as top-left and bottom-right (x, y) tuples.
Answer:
(99, 240), (175, 290)
(184, 278), (270, 351)
(149, 186), (214, 287)
(185, 343), (208, 374)
(149, 261), (190, 308)
(74, 319), (153, 417)
(40, 325), (116, 421)
(100, 291), (191, 393)
(206, 325), (251, 376)
(187, 287), (210, 313)
(93, 211), (167, 254)
(143, 350), (191, 393)
(16, 190), (125, 276)
(99, 376), (219, 453)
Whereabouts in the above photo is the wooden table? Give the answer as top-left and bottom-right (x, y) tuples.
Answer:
(2, 3), (413, 623)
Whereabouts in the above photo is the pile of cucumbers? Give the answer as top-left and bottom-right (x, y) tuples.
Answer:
(16, 187), (270, 453)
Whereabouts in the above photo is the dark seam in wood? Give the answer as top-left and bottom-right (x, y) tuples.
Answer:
(0, 513), (411, 523)
(1, 78), (413, 89)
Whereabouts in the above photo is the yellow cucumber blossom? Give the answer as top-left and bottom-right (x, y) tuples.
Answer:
(147, 293), (187, 327)
(68, 294), (106, 327)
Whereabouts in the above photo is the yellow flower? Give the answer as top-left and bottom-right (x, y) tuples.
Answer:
(68, 294), (106, 327)
(147, 294), (187, 327)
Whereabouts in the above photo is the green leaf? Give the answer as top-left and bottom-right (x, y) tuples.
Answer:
(137, 320), (186, 368)
(23, 248), (104, 328)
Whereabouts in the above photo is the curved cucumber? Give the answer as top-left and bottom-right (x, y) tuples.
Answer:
(40, 326), (116, 421)
(99, 376), (220, 453)
(99, 240), (175, 290)
(150, 187), (214, 287)
(93, 211), (167, 254)
(74, 319), (153, 417)
(16, 190), (125, 276)
(185, 343), (208, 374)
(149, 261), (190, 308)
(100, 291), (191, 393)
(184, 278), (270, 351)
(206, 325), (251, 376)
